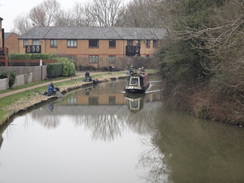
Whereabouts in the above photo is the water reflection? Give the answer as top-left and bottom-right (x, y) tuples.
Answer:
(151, 109), (244, 183)
(30, 81), (163, 141)
(125, 93), (145, 112)
(0, 79), (243, 183)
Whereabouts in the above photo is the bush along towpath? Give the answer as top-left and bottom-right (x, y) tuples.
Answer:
(0, 71), (128, 126)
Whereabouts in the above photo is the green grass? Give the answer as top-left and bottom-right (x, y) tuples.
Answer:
(0, 75), (80, 94)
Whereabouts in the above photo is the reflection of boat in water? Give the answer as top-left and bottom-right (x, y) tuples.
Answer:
(124, 71), (150, 93)
(124, 93), (145, 112)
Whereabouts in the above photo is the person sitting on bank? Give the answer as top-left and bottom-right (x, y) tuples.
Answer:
(48, 82), (59, 95)
(85, 71), (91, 81)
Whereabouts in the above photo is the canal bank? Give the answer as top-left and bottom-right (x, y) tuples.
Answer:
(0, 71), (128, 126)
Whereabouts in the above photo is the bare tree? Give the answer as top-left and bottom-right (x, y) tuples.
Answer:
(13, 14), (33, 35)
(116, 0), (164, 28)
(29, 0), (61, 27)
(66, 2), (97, 27)
(89, 0), (124, 27)
(54, 10), (72, 26)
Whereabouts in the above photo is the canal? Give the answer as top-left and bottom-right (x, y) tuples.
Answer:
(0, 79), (243, 183)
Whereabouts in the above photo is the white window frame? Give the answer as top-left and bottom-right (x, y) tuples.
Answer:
(50, 40), (57, 48)
(32, 40), (41, 45)
(67, 40), (77, 47)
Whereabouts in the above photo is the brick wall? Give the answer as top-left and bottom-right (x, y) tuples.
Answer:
(0, 18), (2, 48)
(18, 39), (158, 57)
(5, 34), (19, 54)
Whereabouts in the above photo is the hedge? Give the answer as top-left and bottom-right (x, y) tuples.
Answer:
(9, 53), (55, 60)
(47, 63), (63, 78)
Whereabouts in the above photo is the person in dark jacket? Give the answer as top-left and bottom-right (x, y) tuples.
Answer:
(48, 82), (59, 95)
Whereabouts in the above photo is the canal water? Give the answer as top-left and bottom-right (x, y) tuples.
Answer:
(0, 79), (243, 183)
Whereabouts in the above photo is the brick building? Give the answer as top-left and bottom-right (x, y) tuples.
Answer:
(0, 17), (8, 66)
(19, 26), (165, 67)
(0, 17), (2, 48)
(5, 32), (19, 54)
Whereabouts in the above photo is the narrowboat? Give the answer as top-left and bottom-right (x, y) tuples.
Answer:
(124, 71), (150, 93)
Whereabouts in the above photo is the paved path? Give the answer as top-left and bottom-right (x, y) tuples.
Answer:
(0, 72), (105, 99)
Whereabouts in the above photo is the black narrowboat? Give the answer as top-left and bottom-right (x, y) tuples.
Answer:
(124, 72), (150, 93)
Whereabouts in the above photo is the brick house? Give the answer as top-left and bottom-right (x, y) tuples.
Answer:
(0, 17), (8, 66)
(18, 26), (165, 68)
(4, 32), (19, 54)
(0, 17), (2, 48)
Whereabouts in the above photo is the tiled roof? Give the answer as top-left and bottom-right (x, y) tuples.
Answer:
(4, 32), (18, 39)
(19, 26), (165, 40)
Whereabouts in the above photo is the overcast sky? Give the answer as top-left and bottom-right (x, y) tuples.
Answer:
(0, 0), (130, 32)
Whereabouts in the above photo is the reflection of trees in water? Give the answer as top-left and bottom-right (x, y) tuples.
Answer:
(137, 140), (171, 183)
(152, 108), (244, 183)
(126, 109), (158, 135)
(31, 106), (61, 129)
(40, 115), (61, 129)
(30, 101), (162, 141)
(72, 114), (126, 141)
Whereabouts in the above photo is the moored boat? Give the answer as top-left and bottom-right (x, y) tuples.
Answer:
(124, 71), (150, 93)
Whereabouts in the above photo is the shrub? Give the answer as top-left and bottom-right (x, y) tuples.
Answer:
(47, 63), (63, 78)
(57, 57), (76, 77)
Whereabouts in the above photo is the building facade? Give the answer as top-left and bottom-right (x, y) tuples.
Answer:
(19, 27), (165, 67)
(5, 33), (19, 54)
(0, 17), (9, 66)
(0, 17), (2, 48)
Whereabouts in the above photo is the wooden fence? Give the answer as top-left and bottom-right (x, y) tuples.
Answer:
(0, 66), (47, 82)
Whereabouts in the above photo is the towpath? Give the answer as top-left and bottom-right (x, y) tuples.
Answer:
(0, 71), (107, 99)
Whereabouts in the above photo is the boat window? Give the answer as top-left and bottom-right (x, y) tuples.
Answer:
(130, 77), (139, 85)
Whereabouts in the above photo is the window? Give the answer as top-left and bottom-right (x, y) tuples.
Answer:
(67, 97), (77, 105)
(89, 39), (99, 48)
(130, 77), (139, 86)
(89, 97), (98, 105)
(89, 55), (99, 63)
(153, 40), (158, 48)
(109, 40), (116, 48)
(136, 40), (141, 47)
(130, 100), (140, 110)
(109, 55), (116, 59)
(23, 40), (28, 47)
(146, 40), (150, 48)
(67, 40), (77, 47)
(127, 40), (133, 46)
(50, 40), (57, 48)
(109, 96), (116, 105)
(32, 40), (40, 45)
